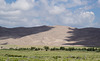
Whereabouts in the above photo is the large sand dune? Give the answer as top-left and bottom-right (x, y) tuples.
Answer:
(0, 25), (100, 47)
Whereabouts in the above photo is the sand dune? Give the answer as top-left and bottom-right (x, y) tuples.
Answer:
(0, 25), (100, 47)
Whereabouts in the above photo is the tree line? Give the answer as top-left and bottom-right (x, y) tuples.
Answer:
(1, 46), (100, 52)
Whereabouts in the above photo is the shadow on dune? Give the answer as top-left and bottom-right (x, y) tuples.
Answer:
(0, 26), (54, 40)
(63, 27), (100, 47)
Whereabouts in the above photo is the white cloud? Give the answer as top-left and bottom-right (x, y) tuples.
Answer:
(73, 0), (82, 5)
(66, 0), (88, 8)
(11, 0), (34, 10)
(49, 6), (66, 14)
(0, 10), (21, 15)
(61, 11), (95, 27)
(0, 0), (97, 28)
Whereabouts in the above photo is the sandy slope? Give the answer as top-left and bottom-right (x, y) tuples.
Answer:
(0, 25), (76, 46)
(0, 25), (100, 47)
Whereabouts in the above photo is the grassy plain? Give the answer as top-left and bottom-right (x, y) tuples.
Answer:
(0, 46), (100, 61)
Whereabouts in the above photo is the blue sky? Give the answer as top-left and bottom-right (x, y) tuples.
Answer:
(5, 0), (16, 4)
(0, 0), (100, 28)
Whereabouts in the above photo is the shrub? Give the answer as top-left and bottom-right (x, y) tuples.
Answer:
(31, 47), (36, 50)
(60, 47), (65, 50)
(50, 47), (59, 51)
(44, 46), (49, 51)
(9, 48), (14, 50)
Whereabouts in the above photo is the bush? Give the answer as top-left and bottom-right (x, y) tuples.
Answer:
(87, 47), (95, 51)
(67, 47), (75, 51)
(44, 46), (49, 51)
(31, 47), (36, 50)
(60, 47), (65, 50)
(9, 48), (14, 50)
(50, 47), (59, 51)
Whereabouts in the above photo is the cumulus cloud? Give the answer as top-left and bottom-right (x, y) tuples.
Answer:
(65, 0), (88, 8)
(49, 6), (66, 14)
(60, 11), (95, 27)
(0, 10), (21, 15)
(11, 0), (34, 10)
(0, 0), (98, 28)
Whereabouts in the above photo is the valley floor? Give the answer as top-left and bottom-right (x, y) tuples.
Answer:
(0, 47), (100, 61)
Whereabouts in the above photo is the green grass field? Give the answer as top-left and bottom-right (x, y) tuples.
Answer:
(0, 48), (100, 61)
